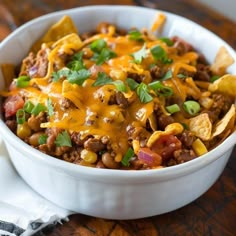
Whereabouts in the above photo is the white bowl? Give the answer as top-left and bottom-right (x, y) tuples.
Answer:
(0, 5), (235, 219)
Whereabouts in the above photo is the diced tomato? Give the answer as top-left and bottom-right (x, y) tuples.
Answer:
(150, 134), (182, 161)
(138, 147), (162, 167)
(3, 95), (24, 118)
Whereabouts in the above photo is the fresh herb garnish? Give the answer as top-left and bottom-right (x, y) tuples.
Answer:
(161, 70), (173, 81)
(31, 103), (47, 116)
(92, 72), (113, 86)
(126, 78), (139, 91)
(149, 80), (173, 97)
(166, 104), (180, 114)
(128, 30), (144, 42)
(52, 69), (70, 82)
(131, 43), (147, 64)
(183, 100), (200, 115)
(67, 69), (91, 85)
(55, 131), (72, 147)
(90, 39), (107, 53)
(38, 134), (48, 145)
(112, 80), (127, 92)
(52, 68), (91, 85)
(177, 73), (187, 79)
(159, 37), (174, 46)
(150, 45), (173, 64)
(67, 52), (85, 71)
(46, 98), (54, 116)
(137, 82), (153, 103)
(16, 109), (26, 124)
(92, 72), (127, 92)
(210, 75), (220, 83)
(121, 148), (134, 167)
(23, 101), (34, 113)
(15, 76), (30, 88)
(90, 39), (117, 65)
(94, 48), (117, 65)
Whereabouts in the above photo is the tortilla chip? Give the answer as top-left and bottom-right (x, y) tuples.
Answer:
(189, 113), (212, 141)
(208, 74), (236, 97)
(212, 104), (235, 138)
(1, 64), (15, 88)
(31, 15), (78, 53)
(210, 46), (234, 76)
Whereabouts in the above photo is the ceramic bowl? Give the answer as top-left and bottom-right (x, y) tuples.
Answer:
(0, 5), (235, 219)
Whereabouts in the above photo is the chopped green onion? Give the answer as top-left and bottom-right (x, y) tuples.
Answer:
(131, 43), (147, 64)
(161, 70), (172, 81)
(31, 103), (47, 116)
(16, 109), (26, 124)
(166, 104), (180, 114)
(23, 101), (34, 113)
(210, 75), (220, 83)
(121, 148), (134, 166)
(126, 78), (139, 91)
(38, 134), (48, 145)
(148, 80), (173, 97)
(15, 76), (30, 88)
(55, 131), (72, 147)
(46, 98), (54, 116)
(183, 100), (200, 115)
(137, 82), (153, 103)
(177, 73), (187, 79)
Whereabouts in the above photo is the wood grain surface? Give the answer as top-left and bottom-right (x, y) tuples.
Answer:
(0, 0), (235, 235)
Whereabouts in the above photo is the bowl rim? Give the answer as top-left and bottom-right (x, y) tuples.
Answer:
(0, 5), (235, 182)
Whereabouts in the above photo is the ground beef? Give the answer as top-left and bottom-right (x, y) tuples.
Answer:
(171, 36), (194, 55)
(194, 63), (212, 81)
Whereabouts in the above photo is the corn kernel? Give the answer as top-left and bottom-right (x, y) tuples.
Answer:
(80, 149), (97, 164)
(192, 138), (208, 156)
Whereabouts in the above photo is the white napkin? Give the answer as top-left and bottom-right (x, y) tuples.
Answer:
(0, 136), (73, 236)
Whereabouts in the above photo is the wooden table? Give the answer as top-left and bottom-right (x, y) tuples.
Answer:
(0, 0), (235, 235)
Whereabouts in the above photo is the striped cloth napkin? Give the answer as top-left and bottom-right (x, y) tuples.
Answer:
(0, 136), (72, 236)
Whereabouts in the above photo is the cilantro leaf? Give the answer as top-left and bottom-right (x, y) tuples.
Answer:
(112, 80), (127, 92)
(128, 30), (144, 41)
(94, 48), (117, 65)
(67, 52), (85, 71)
(38, 134), (48, 145)
(92, 72), (113, 86)
(67, 69), (91, 85)
(46, 98), (54, 116)
(55, 131), (72, 147)
(131, 43), (147, 64)
(52, 69), (70, 82)
(150, 45), (173, 64)
(137, 82), (153, 103)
